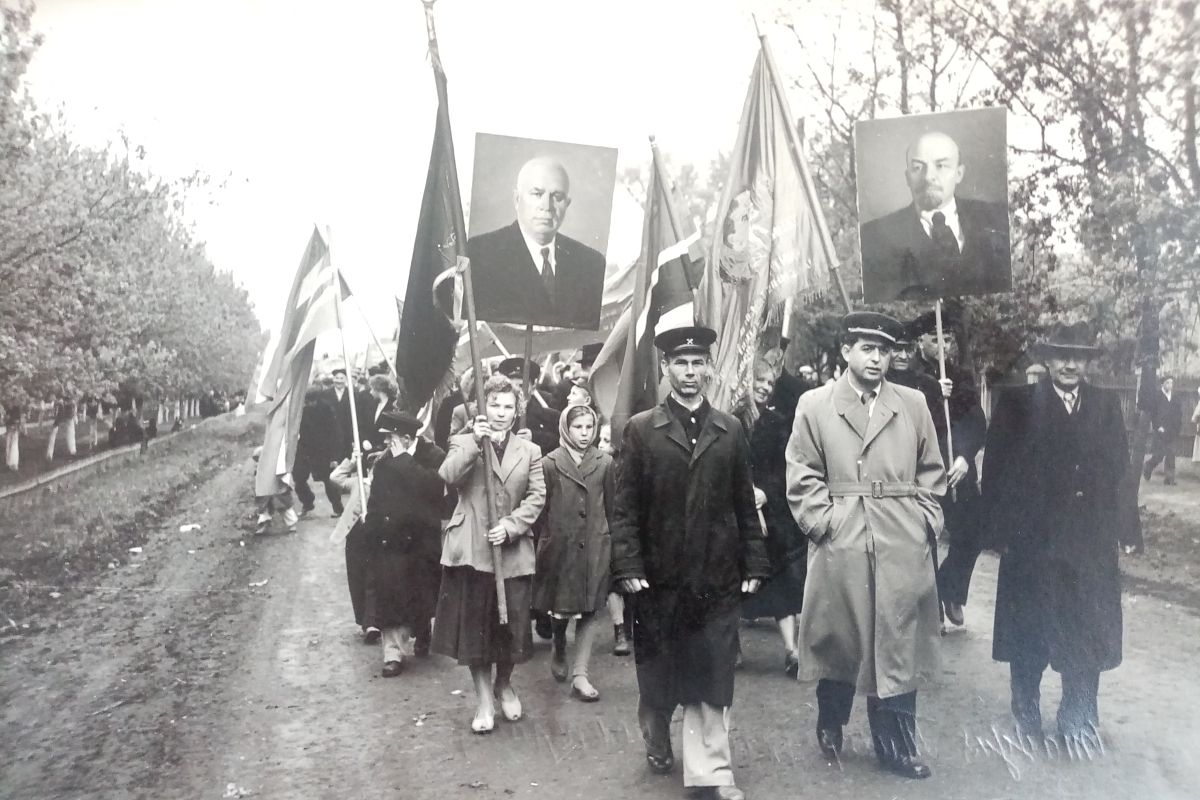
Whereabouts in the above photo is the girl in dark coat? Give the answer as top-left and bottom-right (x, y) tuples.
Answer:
(737, 360), (808, 676)
(533, 404), (614, 702)
(361, 411), (446, 677)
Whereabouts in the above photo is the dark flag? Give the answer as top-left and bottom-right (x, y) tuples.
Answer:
(395, 33), (465, 415)
(591, 139), (702, 444)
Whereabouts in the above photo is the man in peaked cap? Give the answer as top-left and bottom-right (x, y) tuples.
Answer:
(981, 321), (1125, 745)
(611, 325), (770, 800)
(908, 310), (987, 628)
(786, 311), (946, 780)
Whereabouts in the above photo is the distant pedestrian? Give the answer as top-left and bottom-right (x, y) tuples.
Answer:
(45, 394), (78, 461)
(533, 404), (614, 702)
(1143, 375), (1182, 485)
(294, 387), (344, 517)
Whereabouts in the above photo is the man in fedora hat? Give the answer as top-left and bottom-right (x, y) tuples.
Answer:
(980, 321), (1126, 744)
(786, 311), (946, 780)
(611, 325), (771, 800)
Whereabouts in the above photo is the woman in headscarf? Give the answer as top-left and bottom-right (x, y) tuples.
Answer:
(433, 375), (546, 733)
(533, 404), (614, 702)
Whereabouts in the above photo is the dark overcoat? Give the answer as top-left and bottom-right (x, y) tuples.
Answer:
(611, 402), (771, 709)
(532, 447), (614, 615)
(981, 380), (1125, 673)
(296, 397), (341, 476)
(362, 440), (446, 630)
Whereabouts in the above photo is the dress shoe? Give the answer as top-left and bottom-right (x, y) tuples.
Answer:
(645, 752), (674, 775)
(534, 615), (553, 639)
(879, 753), (931, 779)
(690, 786), (746, 800)
(944, 601), (965, 626)
(381, 660), (403, 678)
(783, 653), (799, 679)
(817, 726), (843, 759)
(612, 623), (631, 656)
(495, 686), (522, 721)
(570, 676), (600, 702)
(413, 638), (430, 658)
(300, 504), (315, 515)
(364, 627), (381, 644)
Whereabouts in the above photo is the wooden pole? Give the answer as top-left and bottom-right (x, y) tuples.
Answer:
(520, 324), (534, 429)
(462, 256), (509, 625)
(351, 293), (398, 379)
(935, 298), (956, 502)
(329, 226), (369, 517)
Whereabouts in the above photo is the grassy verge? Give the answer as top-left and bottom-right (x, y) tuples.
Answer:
(0, 412), (264, 627)
(1122, 508), (1200, 614)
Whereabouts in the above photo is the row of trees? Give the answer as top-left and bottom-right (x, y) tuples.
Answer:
(0, 2), (263, 414)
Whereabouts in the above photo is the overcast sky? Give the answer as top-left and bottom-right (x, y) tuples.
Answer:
(25, 0), (778, 347)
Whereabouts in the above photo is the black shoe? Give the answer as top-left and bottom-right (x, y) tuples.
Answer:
(381, 660), (403, 678)
(300, 504), (315, 515)
(414, 638), (430, 658)
(364, 627), (381, 644)
(612, 624), (631, 656)
(944, 601), (965, 626)
(817, 727), (843, 759)
(534, 615), (553, 640)
(880, 753), (931, 779)
(646, 752), (674, 775)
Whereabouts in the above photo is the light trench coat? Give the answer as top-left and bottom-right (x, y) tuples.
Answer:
(786, 374), (946, 698)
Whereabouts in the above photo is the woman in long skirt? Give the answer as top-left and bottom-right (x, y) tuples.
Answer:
(433, 375), (546, 733)
(532, 404), (614, 702)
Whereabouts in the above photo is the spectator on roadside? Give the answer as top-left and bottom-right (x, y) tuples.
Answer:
(1143, 375), (1182, 485)
(45, 393), (78, 462)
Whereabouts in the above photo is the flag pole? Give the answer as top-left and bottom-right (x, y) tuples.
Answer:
(350, 294), (398, 378)
(328, 226), (369, 516)
(758, 31), (852, 313)
(935, 298), (957, 503)
(462, 256), (510, 625)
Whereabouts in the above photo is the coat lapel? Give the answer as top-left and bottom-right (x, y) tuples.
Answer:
(833, 374), (868, 442)
(491, 435), (521, 483)
(861, 381), (899, 450)
(575, 448), (602, 482)
(691, 413), (728, 466)
(651, 405), (691, 455)
(555, 449), (588, 489)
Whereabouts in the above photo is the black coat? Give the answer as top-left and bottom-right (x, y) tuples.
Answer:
(859, 197), (1011, 302)
(981, 380), (1126, 673)
(611, 401), (771, 708)
(915, 357), (986, 536)
(468, 221), (606, 330)
(296, 397), (341, 471)
(748, 405), (806, 571)
(361, 440), (447, 630)
(1149, 390), (1183, 438)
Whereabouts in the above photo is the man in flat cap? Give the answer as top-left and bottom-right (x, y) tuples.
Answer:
(980, 322), (1125, 745)
(860, 130), (1010, 302)
(786, 312), (946, 780)
(611, 325), (771, 800)
(909, 311), (987, 628)
(469, 157), (607, 330)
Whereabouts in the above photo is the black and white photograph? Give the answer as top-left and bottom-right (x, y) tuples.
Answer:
(2, 2), (1199, 800)
(856, 107), (1011, 303)
(467, 133), (618, 330)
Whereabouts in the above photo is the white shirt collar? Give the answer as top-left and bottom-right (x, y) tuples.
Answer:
(918, 197), (963, 248)
(1052, 382), (1080, 411)
(520, 228), (556, 274)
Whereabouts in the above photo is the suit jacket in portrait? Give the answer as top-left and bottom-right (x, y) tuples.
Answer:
(468, 221), (606, 330)
(860, 197), (1010, 302)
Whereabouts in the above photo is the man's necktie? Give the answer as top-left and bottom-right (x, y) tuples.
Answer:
(1062, 391), (1076, 415)
(861, 390), (876, 405)
(931, 212), (961, 257)
(540, 246), (555, 303)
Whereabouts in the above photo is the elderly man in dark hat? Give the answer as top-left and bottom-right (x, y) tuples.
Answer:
(786, 312), (946, 780)
(611, 325), (771, 800)
(981, 322), (1126, 744)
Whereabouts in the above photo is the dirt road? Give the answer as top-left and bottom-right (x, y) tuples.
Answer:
(3, 452), (1199, 800)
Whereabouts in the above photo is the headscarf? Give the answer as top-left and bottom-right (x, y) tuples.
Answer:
(559, 403), (599, 465)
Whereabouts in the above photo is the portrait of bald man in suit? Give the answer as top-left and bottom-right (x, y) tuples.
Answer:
(859, 129), (1011, 303)
(468, 157), (607, 330)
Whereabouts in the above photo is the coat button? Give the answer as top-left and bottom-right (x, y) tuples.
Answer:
(579, 510), (587, 518)
(1075, 491), (1084, 498)
(578, 541), (585, 549)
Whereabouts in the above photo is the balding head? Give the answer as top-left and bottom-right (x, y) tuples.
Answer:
(513, 157), (572, 245)
(904, 131), (965, 211)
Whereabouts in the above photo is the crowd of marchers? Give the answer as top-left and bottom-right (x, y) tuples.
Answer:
(249, 312), (1194, 800)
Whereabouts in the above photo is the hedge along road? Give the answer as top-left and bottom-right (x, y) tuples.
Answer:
(1, 425), (1199, 799)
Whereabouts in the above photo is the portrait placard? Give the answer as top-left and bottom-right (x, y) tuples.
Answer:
(467, 133), (618, 331)
(855, 107), (1011, 303)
